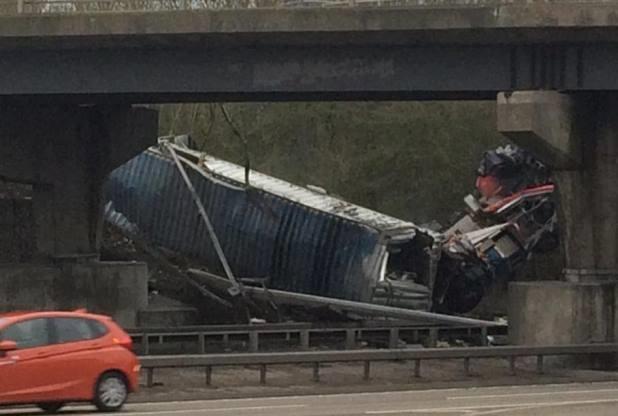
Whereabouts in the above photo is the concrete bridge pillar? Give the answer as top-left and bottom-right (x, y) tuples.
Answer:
(0, 104), (157, 257)
(497, 91), (618, 348)
(0, 104), (157, 326)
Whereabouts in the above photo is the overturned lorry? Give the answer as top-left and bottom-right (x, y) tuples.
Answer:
(104, 139), (557, 316)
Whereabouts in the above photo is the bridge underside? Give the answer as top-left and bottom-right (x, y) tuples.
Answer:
(2, 44), (618, 103)
(5, 6), (618, 102)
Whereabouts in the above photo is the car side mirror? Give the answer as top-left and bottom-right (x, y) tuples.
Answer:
(0, 340), (17, 352)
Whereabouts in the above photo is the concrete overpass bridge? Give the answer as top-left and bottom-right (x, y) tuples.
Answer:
(1, 4), (618, 101)
(0, 3), (616, 344)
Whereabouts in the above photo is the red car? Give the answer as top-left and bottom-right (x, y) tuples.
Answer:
(0, 310), (140, 413)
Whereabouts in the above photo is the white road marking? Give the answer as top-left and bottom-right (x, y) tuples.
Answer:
(128, 381), (618, 407)
(447, 388), (618, 400)
(469, 406), (540, 416)
(110, 404), (306, 415)
(129, 388), (457, 406)
(0, 404), (309, 416)
(364, 398), (618, 414)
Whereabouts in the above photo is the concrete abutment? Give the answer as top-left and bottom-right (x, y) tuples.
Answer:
(0, 105), (158, 326)
(499, 91), (618, 350)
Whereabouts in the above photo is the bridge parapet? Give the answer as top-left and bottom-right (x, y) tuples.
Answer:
(0, 0), (608, 15)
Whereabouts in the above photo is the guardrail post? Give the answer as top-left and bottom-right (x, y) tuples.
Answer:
(389, 328), (400, 349)
(249, 331), (259, 352)
(428, 328), (438, 348)
(300, 330), (310, 350)
(222, 333), (229, 348)
(480, 327), (488, 346)
(345, 329), (356, 350)
(414, 359), (421, 378)
(143, 334), (150, 355)
(285, 332), (291, 342)
(412, 330), (419, 344)
(313, 362), (320, 382)
(363, 361), (371, 381)
(509, 356), (516, 375)
(536, 355), (544, 374)
(463, 357), (471, 376)
(205, 365), (212, 386)
(198, 333), (206, 354)
(146, 368), (154, 388)
(260, 364), (267, 385)
(16, 0), (24, 13)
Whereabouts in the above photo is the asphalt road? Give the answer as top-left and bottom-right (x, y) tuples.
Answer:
(4, 382), (618, 416)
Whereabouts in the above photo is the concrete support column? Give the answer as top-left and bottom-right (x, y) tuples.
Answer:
(0, 104), (158, 258)
(498, 91), (618, 348)
(0, 105), (156, 325)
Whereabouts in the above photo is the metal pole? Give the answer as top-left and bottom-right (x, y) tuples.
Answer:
(300, 330), (310, 350)
(143, 334), (150, 355)
(363, 361), (371, 381)
(259, 364), (267, 384)
(165, 143), (241, 294)
(249, 331), (259, 353)
(509, 356), (516, 375)
(313, 362), (320, 382)
(481, 327), (489, 346)
(428, 328), (438, 348)
(536, 355), (544, 374)
(189, 268), (500, 328)
(16, 0), (23, 13)
(205, 366), (213, 386)
(389, 328), (400, 349)
(345, 329), (356, 350)
(146, 368), (154, 387)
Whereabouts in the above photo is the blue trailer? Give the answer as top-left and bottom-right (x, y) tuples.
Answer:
(105, 142), (440, 311)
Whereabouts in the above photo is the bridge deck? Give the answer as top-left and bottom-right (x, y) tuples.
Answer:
(1, 4), (618, 101)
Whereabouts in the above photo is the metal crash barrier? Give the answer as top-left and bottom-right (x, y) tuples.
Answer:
(128, 322), (501, 354)
(140, 343), (618, 387)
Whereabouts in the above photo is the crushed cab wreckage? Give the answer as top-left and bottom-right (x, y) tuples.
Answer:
(104, 138), (558, 316)
(435, 145), (558, 313)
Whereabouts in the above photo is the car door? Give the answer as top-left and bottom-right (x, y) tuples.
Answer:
(0, 318), (59, 404)
(46, 317), (108, 400)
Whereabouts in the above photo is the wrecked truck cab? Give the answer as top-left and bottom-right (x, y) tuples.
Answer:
(371, 230), (441, 311)
(433, 145), (558, 314)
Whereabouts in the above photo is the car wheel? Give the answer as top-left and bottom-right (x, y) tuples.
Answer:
(94, 371), (129, 412)
(37, 402), (64, 414)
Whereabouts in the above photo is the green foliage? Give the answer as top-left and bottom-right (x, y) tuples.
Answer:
(159, 102), (506, 225)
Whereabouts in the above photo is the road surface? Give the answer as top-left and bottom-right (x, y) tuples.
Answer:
(3, 382), (618, 415)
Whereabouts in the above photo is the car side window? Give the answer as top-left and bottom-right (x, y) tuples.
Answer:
(0, 318), (51, 349)
(53, 318), (106, 344)
(87, 320), (109, 338)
